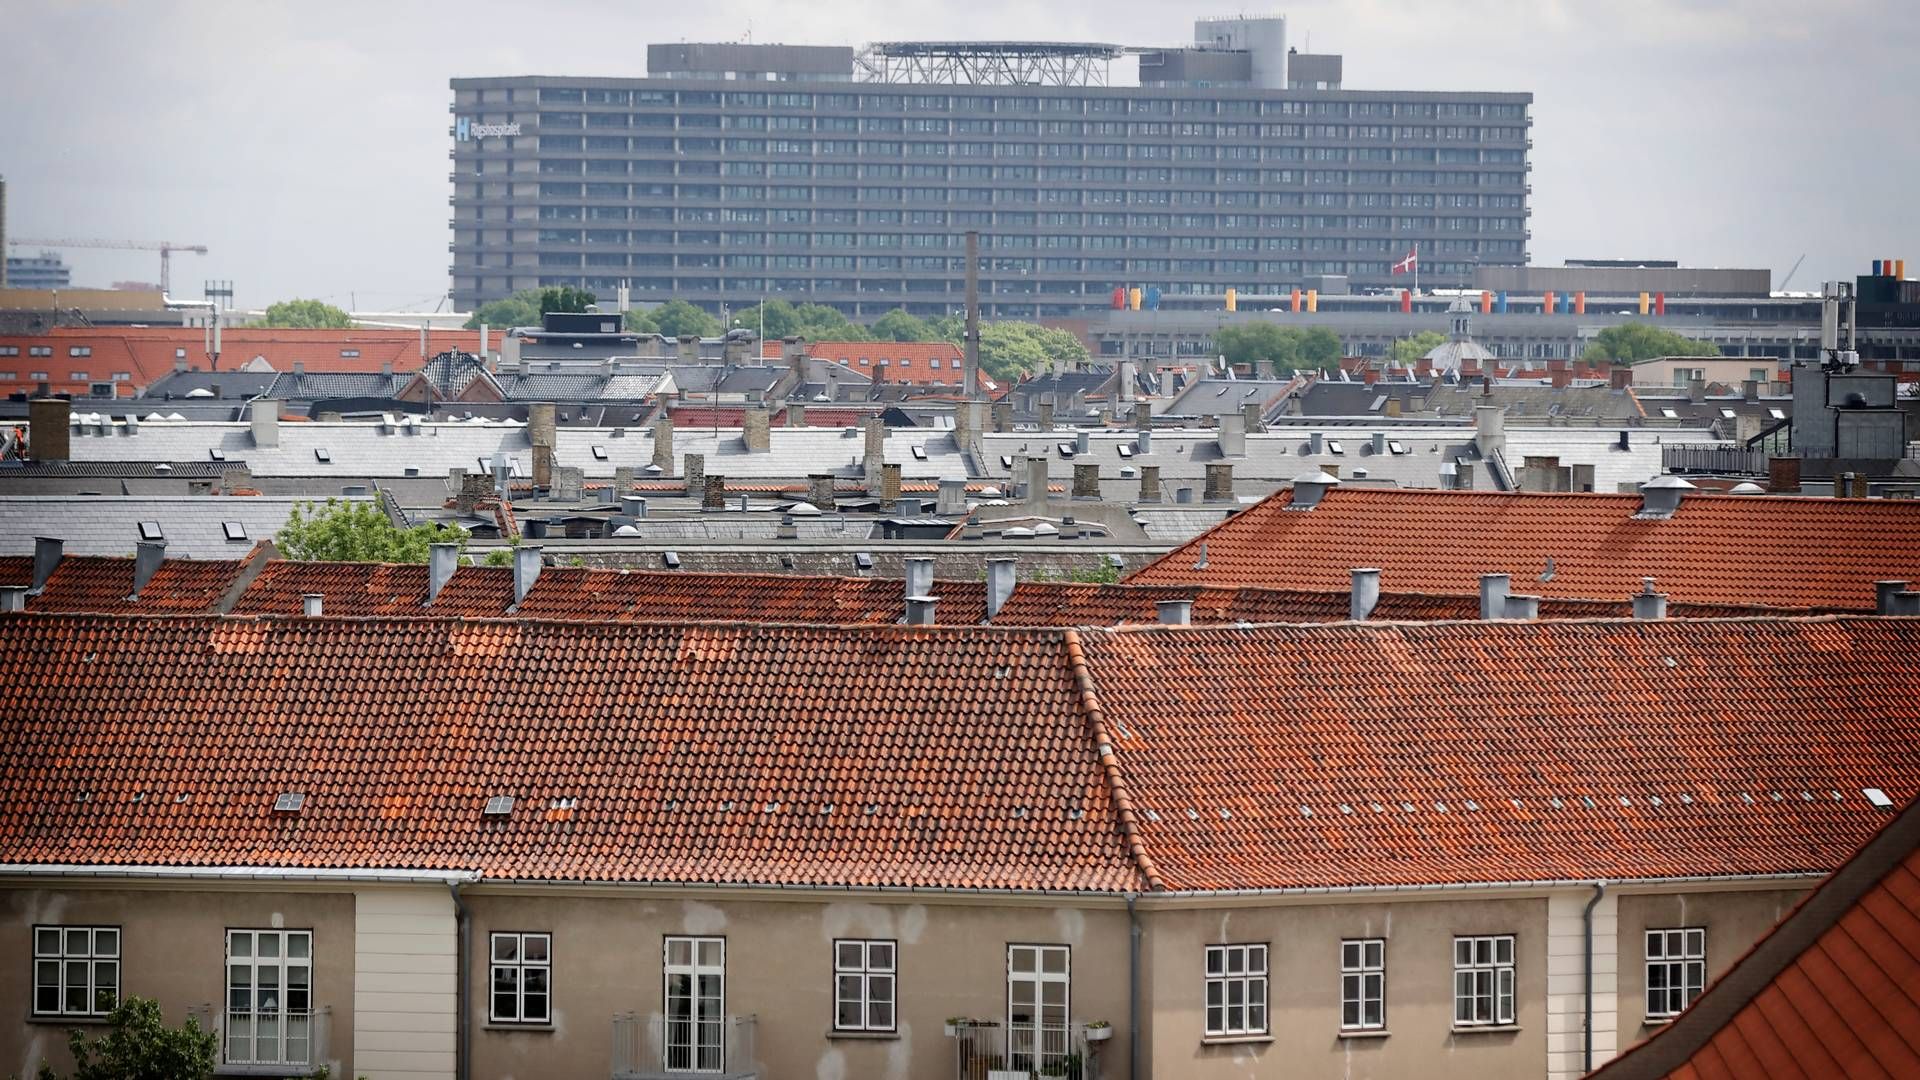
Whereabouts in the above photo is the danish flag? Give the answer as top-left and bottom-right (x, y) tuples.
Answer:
(1390, 246), (1419, 275)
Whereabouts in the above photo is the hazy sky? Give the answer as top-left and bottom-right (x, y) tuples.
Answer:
(3, 0), (1914, 310)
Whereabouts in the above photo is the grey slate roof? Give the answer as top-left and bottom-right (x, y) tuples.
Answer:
(0, 494), (372, 558)
(1166, 378), (1298, 418)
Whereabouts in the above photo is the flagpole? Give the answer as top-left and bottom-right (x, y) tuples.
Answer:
(1413, 244), (1419, 299)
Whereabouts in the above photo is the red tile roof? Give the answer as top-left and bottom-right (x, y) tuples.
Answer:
(1128, 487), (1920, 611)
(1072, 617), (1920, 890)
(227, 561), (513, 617)
(1589, 795), (1920, 1080)
(0, 616), (1135, 891)
(0, 327), (484, 395)
(0, 554), (253, 614)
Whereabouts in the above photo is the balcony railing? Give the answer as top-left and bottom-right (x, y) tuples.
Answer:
(1664, 442), (1767, 476)
(611, 1012), (757, 1080)
(951, 1021), (1106, 1080)
(187, 1004), (330, 1076)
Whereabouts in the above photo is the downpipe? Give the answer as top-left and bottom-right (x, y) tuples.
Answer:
(1584, 881), (1608, 1074)
(449, 880), (471, 1080)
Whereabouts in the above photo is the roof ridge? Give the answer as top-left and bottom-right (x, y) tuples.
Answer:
(1061, 628), (1164, 893)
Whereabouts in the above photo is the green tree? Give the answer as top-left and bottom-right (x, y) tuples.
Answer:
(535, 285), (597, 316)
(646, 299), (724, 339)
(1298, 326), (1343, 370)
(257, 298), (352, 329)
(1032, 325), (1092, 372)
(732, 300), (870, 341)
(465, 289), (544, 330)
(975, 323), (1050, 381)
(276, 498), (470, 563)
(1584, 323), (1721, 363)
(868, 308), (936, 342)
(1389, 330), (1448, 365)
(622, 308), (659, 334)
(38, 997), (217, 1080)
(1214, 323), (1344, 373)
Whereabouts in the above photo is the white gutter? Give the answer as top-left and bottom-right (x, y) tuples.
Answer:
(0, 864), (480, 885)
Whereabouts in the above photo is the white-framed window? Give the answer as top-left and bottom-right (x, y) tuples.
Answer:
(225, 929), (315, 1067)
(69, 346), (91, 357)
(1340, 938), (1385, 1030)
(33, 925), (119, 1017)
(833, 939), (896, 1032)
(663, 936), (725, 1073)
(1453, 935), (1515, 1027)
(1645, 928), (1705, 1020)
(1008, 944), (1071, 1070)
(1203, 943), (1268, 1036)
(490, 932), (551, 1023)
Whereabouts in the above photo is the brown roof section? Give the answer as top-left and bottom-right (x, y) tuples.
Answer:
(0, 552), (257, 614)
(1588, 794), (1920, 1079)
(1072, 617), (1920, 890)
(0, 616), (1139, 891)
(1128, 487), (1920, 611)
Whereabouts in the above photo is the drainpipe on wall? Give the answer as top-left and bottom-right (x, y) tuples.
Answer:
(1127, 892), (1141, 1080)
(448, 881), (471, 1080)
(1584, 880), (1608, 1074)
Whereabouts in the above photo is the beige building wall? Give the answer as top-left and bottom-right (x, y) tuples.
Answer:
(1611, 887), (1807, 1045)
(356, 886), (459, 1080)
(0, 886), (356, 1079)
(1546, 888), (1615, 1080)
(463, 889), (1133, 1080)
(1140, 894), (1550, 1080)
(1629, 357), (1783, 389)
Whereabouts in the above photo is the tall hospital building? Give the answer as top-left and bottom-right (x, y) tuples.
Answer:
(449, 17), (1532, 319)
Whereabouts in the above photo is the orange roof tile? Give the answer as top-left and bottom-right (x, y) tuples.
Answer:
(0, 326), (484, 393)
(0, 554), (250, 614)
(1128, 487), (1920, 611)
(1073, 617), (1920, 890)
(0, 616), (1136, 891)
(1589, 795), (1920, 1079)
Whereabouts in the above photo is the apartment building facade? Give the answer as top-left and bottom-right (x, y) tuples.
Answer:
(448, 39), (1531, 319)
(3, 614), (1915, 1079)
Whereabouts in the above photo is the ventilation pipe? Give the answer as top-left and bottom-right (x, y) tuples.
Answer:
(1479, 574), (1511, 620)
(986, 558), (1017, 621)
(904, 557), (935, 603)
(1505, 594), (1541, 620)
(250, 400), (280, 448)
(129, 541), (166, 599)
(1156, 599), (1192, 626)
(1631, 578), (1668, 620)
(302, 593), (324, 617)
(1287, 470), (1340, 511)
(1636, 475), (1696, 519)
(427, 542), (460, 605)
(1350, 568), (1381, 622)
(513, 545), (543, 607)
(0, 586), (27, 613)
(30, 536), (63, 595)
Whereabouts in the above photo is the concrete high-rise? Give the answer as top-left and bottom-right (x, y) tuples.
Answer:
(449, 21), (1531, 319)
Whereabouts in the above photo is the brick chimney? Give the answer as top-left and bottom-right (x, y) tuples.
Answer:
(991, 400), (1012, 433)
(880, 462), (902, 504)
(652, 417), (675, 474)
(1609, 366), (1633, 390)
(743, 406), (771, 453)
(27, 398), (70, 462)
(808, 473), (836, 512)
(1137, 464), (1162, 504)
(527, 402), (557, 488)
(676, 335), (701, 362)
(702, 474), (727, 510)
(1037, 397), (1056, 432)
(1073, 462), (1100, 499)
(1134, 401), (1153, 432)
(1203, 461), (1235, 503)
(1242, 401), (1263, 433)
(683, 453), (705, 493)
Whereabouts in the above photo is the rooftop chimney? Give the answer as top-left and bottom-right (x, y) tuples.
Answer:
(250, 400), (280, 449)
(936, 478), (968, 516)
(1286, 470), (1340, 511)
(1073, 462), (1101, 499)
(27, 398), (71, 462)
(129, 541), (166, 599)
(905, 556), (935, 601)
(30, 536), (64, 594)
(1242, 401), (1264, 433)
(302, 593), (324, 617)
(1350, 568), (1381, 622)
(513, 545), (543, 607)
(1309, 432), (1324, 455)
(743, 406), (771, 453)
(1156, 598), (1193, 626)
(427, 542), (459, 605)
(1037, 397), (1056, 432)
(1025, 455), (1050, 507)
(0, 586), (28, 613)
(1473, 405), (1505, 460)
(1636, 474), (1696, 519)
(1137, 429), (1153, 456)
(1203, 461), (1235, 503)
(776, 514), (798, 540)
(1370, 431), (1386, 455)
(905, 594), (938, 626)
(1505, 593), (1541, 620)
(623, 495), (647, 519)
(1137, 463), (1162, 504)
(1631, 577), (1668, 620)
(652, 417), (675, 474)
(1479, 574), (1511, 620)
(1877, 581), (1920, 616)
(986, 557), (1017, 621)
(1217, 412), (1246, 457)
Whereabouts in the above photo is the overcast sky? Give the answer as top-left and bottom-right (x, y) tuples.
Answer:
(3, 0), (1914, 311)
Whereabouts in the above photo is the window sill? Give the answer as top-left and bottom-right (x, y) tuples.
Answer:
(26, 1015), (113, 1026)
(214, 1067), (326, 1078)
(1201, 1033), (1274, 1045)
(1338, 1029), (1391, 1040)
(1644, 1017), (1677, 1029)
(1451, 1024), (1522, 1035)
(484, 1021), (556, 1032)
(826, 1030), (901, 1040)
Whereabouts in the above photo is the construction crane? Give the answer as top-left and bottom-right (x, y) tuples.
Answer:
(5, 237), (208, 293)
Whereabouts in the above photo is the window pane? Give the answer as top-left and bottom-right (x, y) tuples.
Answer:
(1365, 941), (1383, 968)
(1248, 978), (1265, 1006)
(869, 974), (893, 1005)
(1455, 940), (1471, 966)
(1226, 949), (1243, 974)
(37, 928), (61, 955)
(1205, 948), (1223, 975)
(1342, 942), (1360, 969)
(260, 934), (280, 959)
(838, 941), (864, 969)
(1207, 1005), (1224, 1033)
(1011, 947), (1035, 973)
(1041, 948), (1067, 974)
(494, 936), (519, 963)
(524, 989), (549, 1022)
(697, 939), (722, 967)
(1646, 933), (1663, 959)
(66, 929), (90, 955)
(36, 961), (60, 1013)
(231, 934), (252, 959)
(668, 938), (691, 967)
(869, 942), (894, 971)
(524, 935), (548, 963)
(1248, 945), (1266, 973)
(837, 998), (862, 1028)
(1227, 980), (1244, 1007)
(868, 999), (893, 1029)
(1206, 981), (1222, 1006)
(1495, 937), (1513, 964)
(65, 963), (88, 1012)
(288, 933), (310, 959)
(1687, 929), (1705, 956)
(1248, 1002), (1266, 1032)
(1343, 999), (1360, 1026)
(95, 930), (119, 957)
(494, 989), (518, 1021)
(1364, 996), (1382, 1027)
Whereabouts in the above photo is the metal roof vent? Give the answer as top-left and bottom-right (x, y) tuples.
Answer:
(484, 796), (515, 817)
(1286, 470), (1340, 511)
(1635, 474), (1696, 519)
(274, 793), (306, 813)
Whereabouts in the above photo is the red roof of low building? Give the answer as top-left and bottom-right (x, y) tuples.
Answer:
(1128, 487), (1920, 611)
(0, 326), (483, 396)
(808, 340), (974, 389)
(1588, 794), (1920, 1080)
(0, 553), (255, 614)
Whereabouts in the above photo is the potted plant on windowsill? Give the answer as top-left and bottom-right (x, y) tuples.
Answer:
(945, 1016), (970, 1037)
(1084, 1020), (1113, 1042)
